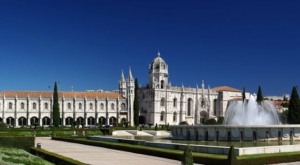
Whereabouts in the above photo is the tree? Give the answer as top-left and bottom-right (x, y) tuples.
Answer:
(288, 86), (300, 124)
(227, 145), (237, 165)
(53, 82), (60, 127)
(203, 118), (217, 125)
(181, 145), (193, 165)
(256, 86), (263, 104)
(217, 116), (224, 124)
(133, 78), (140, 126)
(242, 87), (246, 102)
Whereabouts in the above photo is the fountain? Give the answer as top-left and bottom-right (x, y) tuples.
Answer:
(223, 95), (281, 125)
(171, 95), (300, 142)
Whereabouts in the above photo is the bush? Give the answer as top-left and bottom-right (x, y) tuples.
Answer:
(179, 121), (188, 125)
(0, 136), (35, 151)
(227, 145), (237, 165)
(0, 122), (8, 128)
(217, 117), (224, 124)
(181, 145), (193, 165)
(203, 119), (217, 125)
(30, 147), (87, 165)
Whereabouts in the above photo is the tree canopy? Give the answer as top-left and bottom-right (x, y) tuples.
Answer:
(53, 82), (60, 127)
(133, 78), (140, 126)
(256, 86), (263, 103)
(288, 86), (300, 124)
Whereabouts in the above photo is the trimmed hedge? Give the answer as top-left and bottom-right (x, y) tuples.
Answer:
(0, 129), (103, 137)
(30, 147), (88, 165)
(52, 137), (226, 165)
(0, 136), (34, 151)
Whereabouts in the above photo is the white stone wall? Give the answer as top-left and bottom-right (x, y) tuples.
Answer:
(0, 96), (128, 127)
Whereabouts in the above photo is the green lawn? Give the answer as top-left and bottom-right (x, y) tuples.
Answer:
(0, 147), (53, 165)
(0, 128), (103, 137)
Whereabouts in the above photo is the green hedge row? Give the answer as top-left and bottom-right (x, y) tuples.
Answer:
(30, 147), (88, 165)
(52, 137), (226, 165)
(0, 136), (34, 151)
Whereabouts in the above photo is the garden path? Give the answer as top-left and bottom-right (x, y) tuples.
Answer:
(35, 137), (196, 165)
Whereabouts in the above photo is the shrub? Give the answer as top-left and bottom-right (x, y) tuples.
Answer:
(227, 145), (237, 165)
(181, 145), (193, 165)
(179, 121), (188, 125)
(0, 122), (8, 128)
(30, 147), (87, 165)
(203, 119), (217, 125)
(0, 136), (34, 151)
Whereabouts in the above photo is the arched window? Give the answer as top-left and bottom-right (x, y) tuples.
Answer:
(21, 102), (25, 109)
(79, 103), (82, 110)
(121, 103), (126, 110)
(173, 98), (177, 107)
(187, 98), (193, 116)
(160, 111), (165, 121)
(173, 112), (177, 122)
(44, 103), (48, 110)
(161, 80), (165, 89)
(100, 103), (104, 110)
(33, 103), (37, 110)
(8, 102), (13, 109)
(111, 103), (115, 110)
(89, 103), (93, 110)
(67, 103), (71, 110)
(160, 98), (165, 107)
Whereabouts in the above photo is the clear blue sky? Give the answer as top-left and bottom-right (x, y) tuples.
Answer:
(0, 0), (299, 96)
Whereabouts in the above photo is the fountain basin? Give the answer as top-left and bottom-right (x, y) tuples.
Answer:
(171, 125), (300, 141)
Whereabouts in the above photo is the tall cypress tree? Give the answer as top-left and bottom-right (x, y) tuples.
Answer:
(181, 145), (193, 165)
(288, 86), (300, 124)
(53, 82), (60, 127)
(133, 78), (140, 126)
(242, 87), (246, 102)
(256, 86), (263, 104)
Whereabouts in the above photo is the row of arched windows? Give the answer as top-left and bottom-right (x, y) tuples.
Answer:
(6, 102), (126, 111)
(65, 102), (126, 111)
(8, 102), (49, 110)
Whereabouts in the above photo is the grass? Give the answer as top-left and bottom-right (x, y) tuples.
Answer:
(0, 128), (103, 137)
(0, 147), (53, 165)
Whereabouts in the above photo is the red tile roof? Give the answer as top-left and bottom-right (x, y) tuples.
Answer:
(212, 86), (241, 92)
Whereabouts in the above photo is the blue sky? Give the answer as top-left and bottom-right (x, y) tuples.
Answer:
(0, 0), (299, 96)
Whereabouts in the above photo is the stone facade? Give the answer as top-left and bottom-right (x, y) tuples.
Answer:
(139, 53), (249, 126)
(0, 52), (248, 127)
(0, 69), (135, 127)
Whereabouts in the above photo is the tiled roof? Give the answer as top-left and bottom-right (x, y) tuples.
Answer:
(0, 91), (123, 99)
(212, 86), (241, 92)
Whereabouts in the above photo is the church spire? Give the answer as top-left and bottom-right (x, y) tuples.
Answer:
(120, 70), (125, 82)
(128, 67), (134, 81)
(157, 51), (161, 57)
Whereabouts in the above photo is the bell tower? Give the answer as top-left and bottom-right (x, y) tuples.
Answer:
(148, 52), (169, 89)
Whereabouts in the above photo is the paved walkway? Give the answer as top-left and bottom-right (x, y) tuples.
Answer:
(35, 137), (186, 165)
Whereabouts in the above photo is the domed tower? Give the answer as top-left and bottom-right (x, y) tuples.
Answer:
(149, 52), (169, 89)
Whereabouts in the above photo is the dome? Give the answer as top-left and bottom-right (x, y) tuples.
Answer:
(150, 52), (167, 70)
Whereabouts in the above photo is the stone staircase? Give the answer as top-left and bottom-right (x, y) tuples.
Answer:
(112, 130), (170, 137)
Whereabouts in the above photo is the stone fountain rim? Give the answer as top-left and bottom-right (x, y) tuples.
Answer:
(171, 124), (300, 128)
